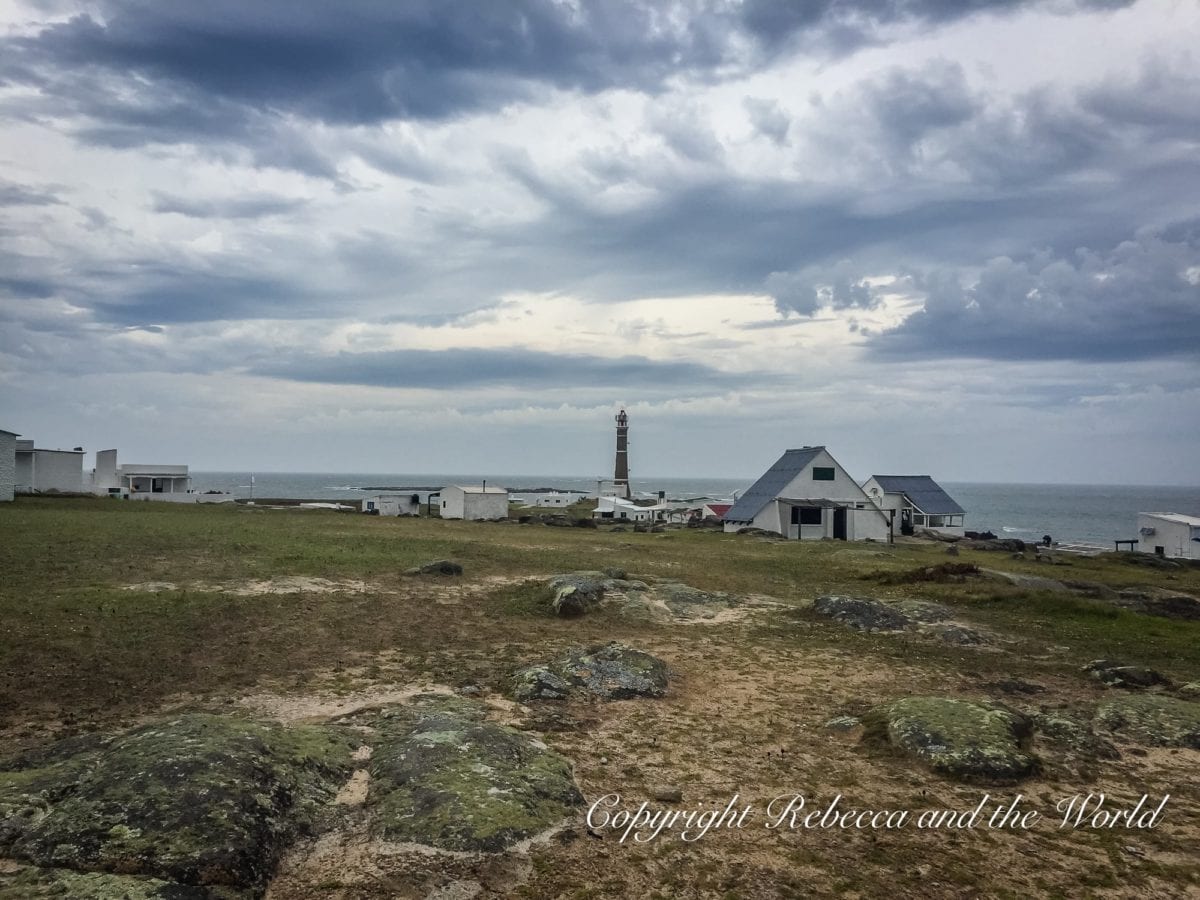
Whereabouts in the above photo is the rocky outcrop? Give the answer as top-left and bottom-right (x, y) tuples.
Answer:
(0, 865), (221, 899)
(960, 538), (1027, 553)
(1111, 587), (1200, 621)
(513, 642), (669, 702)
(1095, 694), (1200, 749)
(1083, 659), (1171, 690)
(541, 572), (741, 623)
(0, 714), (358, 893)
(358, 695), (583, 853)
(862, 697), (1039, 782)
(1031, 711), (1121, 760)
(812, 595), (994, 646)
(404, 559), (464, 576)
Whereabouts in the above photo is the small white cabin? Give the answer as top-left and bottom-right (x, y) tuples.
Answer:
(862, 475), (965, 537)
(722, 446), (889, 541)
(1137, 512), (1200, 560)
(439, 484), (509, 520)
(363, 493), (421, 516)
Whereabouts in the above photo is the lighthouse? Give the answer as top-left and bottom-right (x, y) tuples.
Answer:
(613, 409), (631, 499)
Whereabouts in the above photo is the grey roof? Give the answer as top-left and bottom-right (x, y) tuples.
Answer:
(723, 447), (824, 522)
(870, 475), (964, 515)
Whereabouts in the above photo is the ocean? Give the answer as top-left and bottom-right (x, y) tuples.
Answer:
(189, 472), (1200, 548)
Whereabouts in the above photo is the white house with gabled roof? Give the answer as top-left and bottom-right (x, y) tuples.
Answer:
(862, 475), (966, 537)
(722, 446), (889, 541)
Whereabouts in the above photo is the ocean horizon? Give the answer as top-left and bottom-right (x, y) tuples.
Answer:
(187, 472), (1200, 548)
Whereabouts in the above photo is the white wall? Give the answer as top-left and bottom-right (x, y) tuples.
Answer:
(0, 432), (15, 502)
(1138, 514), (1200, 560)
(14, 451), (32, 493)
(23, 449), (84, 492)
(440, 486), (509, 520)
(93, 449), (119, 493)
(364, 495), (420, 516)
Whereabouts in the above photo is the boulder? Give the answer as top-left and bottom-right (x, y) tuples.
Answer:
(404, 559), (464, 576)
(1094, 694), (1200, 749)
(811, 595), (991, 645)
(861, 697), (1039, 782)
(654, 581), (740, 620)
(547, 572), (608, 617)
(356, 696), (583, 853)
(513, 642), (668, 702)
(0, 714), (358, 892)
(1031, 712), (1120, 759)
(812, 596), (911, 632)
(1083, 659), (1171, 690)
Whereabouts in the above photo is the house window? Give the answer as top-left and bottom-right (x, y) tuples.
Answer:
(812, 467), (835, 481)
(792, 506), (822, 526)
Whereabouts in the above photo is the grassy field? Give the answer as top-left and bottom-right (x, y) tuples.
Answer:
(2, 496), (1199, 897)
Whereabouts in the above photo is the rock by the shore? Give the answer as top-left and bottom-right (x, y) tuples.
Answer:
(513, 642), (669, 702)
(404, 559), (464, 577)
(1094, 694), (1200, 749)
(1083, 659), (1171, 690)
(960, 538), (1027, 553)
(362, 696), (583, 853)
(862, 697), (1039, 782)
(0, 714), (358, 892)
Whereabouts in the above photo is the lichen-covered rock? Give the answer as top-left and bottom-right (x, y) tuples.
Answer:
(1083, 659), (1171, 690)
(1179, 682), (1200, 700)
(512, 643), (668, 702)
(1032, 712), (1120, 759)
(812, 596), (992, 646)
(366, 703), (583, 852)
(812, 596), (911, 632)
(512, 665), (573, 701)
(0, 714), (358, 891)
(546, 572), (609, 617)
(862, 697), (1039, 782)
(1095, 694), (1200, 749)
(0, 865), (233, 899)
(654, 582), (740, 620)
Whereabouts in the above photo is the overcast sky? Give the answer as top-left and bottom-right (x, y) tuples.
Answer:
(1, 0), (1197, 483)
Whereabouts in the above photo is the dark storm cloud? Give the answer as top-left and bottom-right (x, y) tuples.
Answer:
(251, 347), (749, 391)
(151, 191), (307, 219)
(0, 0), (1131, 142)
(872, 224), (1200, 362)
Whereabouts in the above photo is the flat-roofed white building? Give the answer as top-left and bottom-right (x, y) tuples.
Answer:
(363, 493), (421, 516)
(439, 484), (509, 520)
(15, 440), (85, 493)
(722, 446), (890, 541)
(1137, 512), (1200, 560)
(92, 449), (194, 501)
(0, 429), (17, 502)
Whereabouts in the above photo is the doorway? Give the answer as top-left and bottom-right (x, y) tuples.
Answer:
(833, 507), (847, 540)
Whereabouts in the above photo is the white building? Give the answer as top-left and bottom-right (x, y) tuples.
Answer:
(92, 449), (194, 501)
(14, 440), (85, 493)
(722, 446), (890, 541)
(513, 491), (588, 508)
(862, 475), (965, 537)
(593, 495), (654, 522)
(1137, 512), (1200, 560)
(0, 429), (17, 502)
(363, 493), (421, 516)
(439, 484), (509, 520)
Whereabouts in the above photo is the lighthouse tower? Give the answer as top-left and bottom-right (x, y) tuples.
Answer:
(613, 409), (631, 499)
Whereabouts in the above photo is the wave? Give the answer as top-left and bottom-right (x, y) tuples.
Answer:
(1002, 526), (1034, 533)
